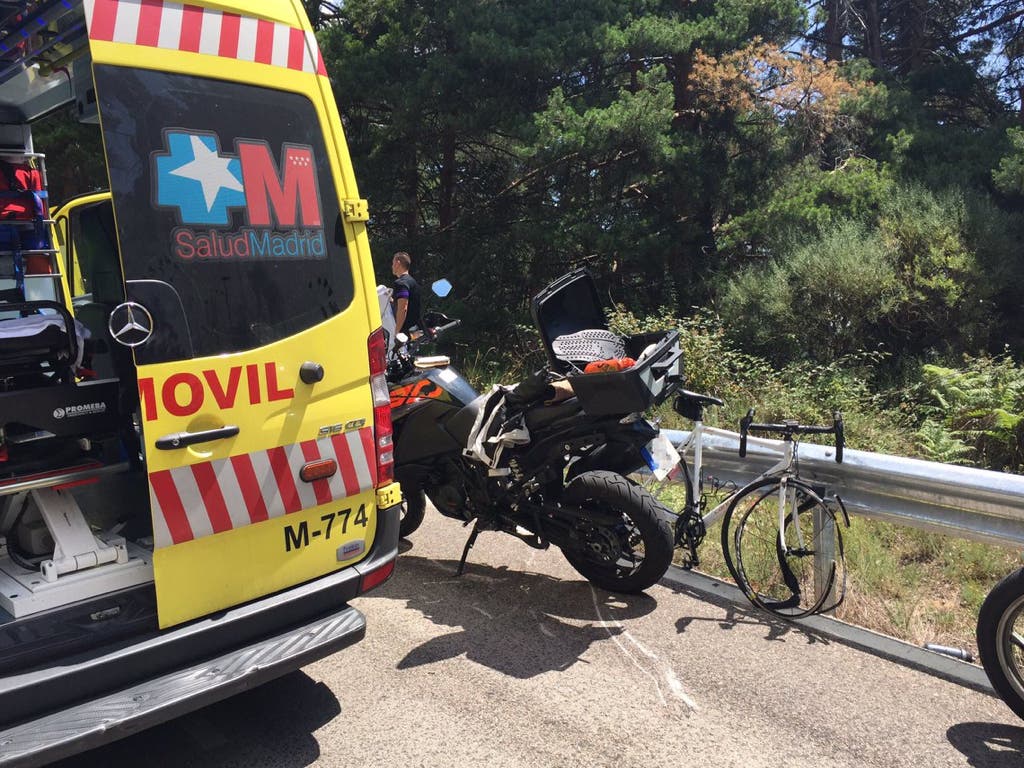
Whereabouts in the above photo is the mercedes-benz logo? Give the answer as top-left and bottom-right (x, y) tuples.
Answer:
(108, 301), (155, 348)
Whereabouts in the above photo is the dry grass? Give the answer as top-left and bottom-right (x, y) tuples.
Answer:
(832, 520), (1022, 656)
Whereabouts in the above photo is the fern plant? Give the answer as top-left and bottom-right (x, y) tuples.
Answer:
(915, 419), (975, 465)
(918, 355), (1024, 472)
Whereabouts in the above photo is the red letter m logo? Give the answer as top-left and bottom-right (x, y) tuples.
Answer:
(238, 141), (322, 227)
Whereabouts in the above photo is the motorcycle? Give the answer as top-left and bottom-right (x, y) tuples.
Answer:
(384, 269), (684, 594)
(977, 567), (1024, 720)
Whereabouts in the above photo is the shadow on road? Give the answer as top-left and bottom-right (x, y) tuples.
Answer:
(368, 553), (658, 679)
(668, 579), (835, 645)
(51, 671), (339, 768)
(947, 721), (1024, 767)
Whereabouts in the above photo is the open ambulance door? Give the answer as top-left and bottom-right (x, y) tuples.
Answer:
(83, 1), (383, 628)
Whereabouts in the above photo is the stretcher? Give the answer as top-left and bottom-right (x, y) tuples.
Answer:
(0, 300), (120, 479)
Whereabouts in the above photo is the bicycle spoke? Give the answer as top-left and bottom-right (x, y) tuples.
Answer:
(1012, 630), (1024, 654)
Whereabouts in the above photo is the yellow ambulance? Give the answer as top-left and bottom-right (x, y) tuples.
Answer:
(0, 2), (401, 764)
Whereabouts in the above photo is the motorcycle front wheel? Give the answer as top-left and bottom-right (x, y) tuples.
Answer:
(978, 567), (1024, 720)
(560, 470), (674, 594)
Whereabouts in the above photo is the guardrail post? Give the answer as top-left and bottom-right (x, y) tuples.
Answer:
(814, 504), (836, 606)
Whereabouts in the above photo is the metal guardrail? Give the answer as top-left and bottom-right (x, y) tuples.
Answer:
(663, 427), (1024, 550)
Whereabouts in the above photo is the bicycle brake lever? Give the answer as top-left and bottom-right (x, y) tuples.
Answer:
(834, 411), (845, 464)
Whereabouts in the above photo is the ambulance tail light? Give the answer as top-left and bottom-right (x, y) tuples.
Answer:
(359, 559), (396, 594)
(368, 327), (394, 486)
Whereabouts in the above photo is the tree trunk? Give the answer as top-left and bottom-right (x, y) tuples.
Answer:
(404, 145), (418, 242)
(439, 126), (456, 248)
(863, 0), (883, 68)
(894, 0), (928, 74)
(670, 49), (695, 128)
(823, 0), (846, 62)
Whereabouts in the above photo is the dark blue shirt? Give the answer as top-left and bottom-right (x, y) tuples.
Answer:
(392, 273), (422, 333)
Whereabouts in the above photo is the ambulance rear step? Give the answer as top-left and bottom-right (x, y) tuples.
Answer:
(0, 604), (367, 767)
(0, 503), (399, 743)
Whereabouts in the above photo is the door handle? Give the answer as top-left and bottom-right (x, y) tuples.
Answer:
(155, 426), (240, 450)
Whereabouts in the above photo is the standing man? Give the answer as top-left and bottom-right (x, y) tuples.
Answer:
(391, 251), (422, 335)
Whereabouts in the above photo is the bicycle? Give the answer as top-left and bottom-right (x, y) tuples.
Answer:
(645, 389), (850, 620)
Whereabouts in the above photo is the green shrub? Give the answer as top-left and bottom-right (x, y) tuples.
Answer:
(607, 303), (915, 453)
(719, 184), (1006, 367)
(993, 127), (1024, 197)
(720, 219), (896, 364)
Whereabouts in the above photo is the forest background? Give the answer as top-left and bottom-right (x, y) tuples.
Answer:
(40, 0), (1024, 654)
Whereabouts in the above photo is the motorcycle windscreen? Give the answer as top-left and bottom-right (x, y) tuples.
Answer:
(85, 7), (379, 628)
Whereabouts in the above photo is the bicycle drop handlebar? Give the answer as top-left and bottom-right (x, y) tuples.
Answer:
(738, 409), (845, 463)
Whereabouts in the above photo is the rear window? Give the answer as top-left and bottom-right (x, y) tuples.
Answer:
(93, 65), (354, 362)
(70, 200), (120, 301)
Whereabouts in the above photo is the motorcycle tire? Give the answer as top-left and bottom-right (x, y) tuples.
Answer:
(978, 567), (1024, 721)
(560, 470), (674, 594)
(399, 488), (427, 539)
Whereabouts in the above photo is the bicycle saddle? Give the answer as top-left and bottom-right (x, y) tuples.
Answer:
(676, 389), (724, 407)
(673, 390), (724, 420)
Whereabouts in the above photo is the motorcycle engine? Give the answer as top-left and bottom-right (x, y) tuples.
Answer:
(428, 483), (471, 521)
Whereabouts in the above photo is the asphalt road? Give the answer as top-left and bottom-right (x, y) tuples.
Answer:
(57, 512), (1024, 767)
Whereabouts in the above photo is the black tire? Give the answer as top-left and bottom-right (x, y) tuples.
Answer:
(399, 488), (426, 539)
(978, 567), (1024, 721)
(560, 470), (674, 594)
(721, 476), (844, 619)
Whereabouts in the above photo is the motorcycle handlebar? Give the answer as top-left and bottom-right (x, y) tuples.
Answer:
(432, 319), (461, 336)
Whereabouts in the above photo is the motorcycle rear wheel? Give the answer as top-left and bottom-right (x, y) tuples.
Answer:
(560, 470), (674, 594)
(978, 567), (1024, 720)
(399, 488), (427, 539)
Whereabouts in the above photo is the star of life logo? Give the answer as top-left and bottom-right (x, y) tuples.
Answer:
(154, 130), (326, 261)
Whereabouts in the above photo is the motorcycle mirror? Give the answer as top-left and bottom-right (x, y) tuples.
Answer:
(431, 278), (452, 298)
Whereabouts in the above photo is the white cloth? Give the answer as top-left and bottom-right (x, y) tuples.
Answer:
(463, 386), (532, 476)
(0, 314), (90, 369)
(377, 284), (397, 358)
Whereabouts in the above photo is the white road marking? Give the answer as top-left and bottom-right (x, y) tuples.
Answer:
(590, 586), (699, 712)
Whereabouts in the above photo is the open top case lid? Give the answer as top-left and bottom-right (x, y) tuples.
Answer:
(530, 268), (607, 373)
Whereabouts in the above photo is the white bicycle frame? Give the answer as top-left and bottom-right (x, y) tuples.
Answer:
(671, 416), (798, 532)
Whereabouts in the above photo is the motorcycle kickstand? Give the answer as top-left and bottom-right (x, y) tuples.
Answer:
(456, 519), (481, 577)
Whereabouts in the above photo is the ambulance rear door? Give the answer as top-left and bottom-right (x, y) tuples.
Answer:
(83, 0), (383, 627)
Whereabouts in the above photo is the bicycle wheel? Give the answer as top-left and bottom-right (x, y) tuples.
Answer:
(721, 476), (845, 619)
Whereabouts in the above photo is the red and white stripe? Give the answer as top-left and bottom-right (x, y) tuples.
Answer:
(148, 427), (376, 548)
(83, 0), (327, 76)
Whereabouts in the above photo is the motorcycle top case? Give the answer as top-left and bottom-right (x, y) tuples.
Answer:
(531, 269), (683, 416)
(531, 268), (607, 370)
